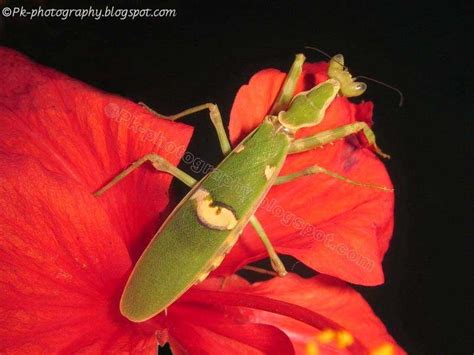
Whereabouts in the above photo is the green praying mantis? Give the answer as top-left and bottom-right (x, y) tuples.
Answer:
(94, 53), (392, 322)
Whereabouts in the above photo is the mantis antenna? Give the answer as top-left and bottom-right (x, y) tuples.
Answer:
(304, 46), (404, 106)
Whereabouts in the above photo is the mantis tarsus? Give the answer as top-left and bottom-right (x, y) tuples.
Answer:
(94, 53), (391, 322)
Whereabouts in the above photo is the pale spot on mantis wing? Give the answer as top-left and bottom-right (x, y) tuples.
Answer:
(191, 188), (238, 231)
(193, 233), (240, 286)
(265, 165), (275, 180)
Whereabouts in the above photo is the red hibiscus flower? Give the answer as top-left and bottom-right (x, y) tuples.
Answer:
(0, 47), (402, 354)
(216, 61), (395, 286)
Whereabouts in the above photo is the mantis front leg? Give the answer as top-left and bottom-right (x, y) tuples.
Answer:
(289, 121), (390, 158)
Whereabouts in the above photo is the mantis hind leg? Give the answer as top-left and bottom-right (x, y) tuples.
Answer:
(289, 121), (390, 158)
(248, 215), (287, 277)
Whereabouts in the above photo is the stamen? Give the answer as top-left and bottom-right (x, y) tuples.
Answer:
(336, 330), (354, 348)
(316, 328), (336, 343)
(306, 340), (319, 355)
(305, 328), (354, 354)
(370, 343), (395, 355)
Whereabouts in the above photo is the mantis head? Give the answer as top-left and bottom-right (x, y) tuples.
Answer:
(277, 53), (368, 133)
(328, 54), (367, 97)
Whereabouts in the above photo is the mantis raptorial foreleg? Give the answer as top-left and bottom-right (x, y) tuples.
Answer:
(275, 163), (393, 191)
(94, 152), (287, 275)
(270, 53), (305, 115)
(140, 102), (231, 156)
(288, 121), (390, 158)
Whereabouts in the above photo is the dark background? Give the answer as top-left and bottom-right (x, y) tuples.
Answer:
(1, 1), (471, 354)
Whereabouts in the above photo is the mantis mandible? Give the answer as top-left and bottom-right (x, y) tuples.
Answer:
(95, 53), (391, 322)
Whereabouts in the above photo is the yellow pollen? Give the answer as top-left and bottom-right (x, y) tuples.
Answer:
(370, 343), (395, 355)
(316, 328), (336, 344)
(305, 340), (319, 355)
(336, 330), (354, 348)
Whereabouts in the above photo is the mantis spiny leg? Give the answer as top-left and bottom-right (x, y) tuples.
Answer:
(249, 215), (287, 277)
(270, 53), (305, 115)
(289, 121), (390, 158)
(93, 153), (196, 196)
(275, 163), (393, 192)
(241, 265), (278, 277)
(140, 102), (231, 156)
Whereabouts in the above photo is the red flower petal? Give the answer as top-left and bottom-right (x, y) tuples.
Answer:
(220, 61), (394, 285)
(174, 274), (403, 354)
(0, 47), (193, 352)
(248, 274), (405, 354)
(0, 157), (156, 352)
(229, 69), (287, 144)
(169, 320), (293, 355)
(355, 101), (374, 126)
(0, 47), (193, 261)
(166, 275), (294, 354)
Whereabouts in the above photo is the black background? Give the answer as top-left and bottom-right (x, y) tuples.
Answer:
(1, 1), (471, 354)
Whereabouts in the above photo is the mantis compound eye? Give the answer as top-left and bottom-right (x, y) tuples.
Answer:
(354, 82), (367, 91)
(332, 53), (345, 66)
(346, 81), (367, 97)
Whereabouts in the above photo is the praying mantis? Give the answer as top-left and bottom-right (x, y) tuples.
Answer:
(94, 53), (391, 322)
